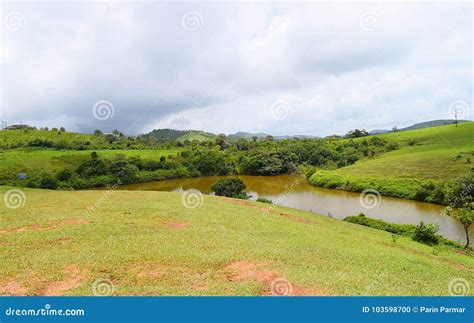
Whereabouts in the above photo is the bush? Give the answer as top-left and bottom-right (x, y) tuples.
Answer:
(256, 197), (273, 204)
(211, 178), (248, 199)
(344, 213), (415, 236)
(412, 222), (439, 245)
(56, 169), (72, 181)
(76, 153), (108, 178)
(39, 173), (58, 189)
(109, 158), (138, 183)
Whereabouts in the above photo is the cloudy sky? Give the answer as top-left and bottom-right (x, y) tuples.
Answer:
(1, 1), (472, 136)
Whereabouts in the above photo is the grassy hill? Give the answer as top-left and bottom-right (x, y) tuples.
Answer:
(310, 122), (474, 200)
(0, 187), (472, 296)
(142, 129), (216, 142)
(368, 119), (469, 135)
(0, 149), (180, 186)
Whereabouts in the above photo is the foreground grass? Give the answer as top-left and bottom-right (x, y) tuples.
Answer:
(310, 122), (474, 201)
(0, 187), (472, 296)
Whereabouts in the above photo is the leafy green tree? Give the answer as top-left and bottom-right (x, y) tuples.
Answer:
(211, 178), (248, 199)
(76, 154), (108, 177)
(216, 134), (229, 150)
(345, 129), (369, 138)
(109, 158), (138, 183)
(445, 172), (474, 248)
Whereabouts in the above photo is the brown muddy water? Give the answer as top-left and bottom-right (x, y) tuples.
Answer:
(116, 174), (472, 245)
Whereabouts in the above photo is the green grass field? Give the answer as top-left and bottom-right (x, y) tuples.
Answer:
(0, 149), (179, 184)
(310, 122), (474, 200)
(1, 187), (472, 296)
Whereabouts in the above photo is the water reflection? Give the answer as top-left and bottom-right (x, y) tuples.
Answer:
(116, 175), (472, 245)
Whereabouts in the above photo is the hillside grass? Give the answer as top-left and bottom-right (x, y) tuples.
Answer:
(0, 187), (472, 296)
(310, 122), (474, 201)
(0, 149), (179, 184)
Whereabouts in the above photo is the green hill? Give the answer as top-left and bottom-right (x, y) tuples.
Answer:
(368, 119), (469, 135)
(0, 187), (472, 296)
(141, 129), (216, 142)
(310, 122), (474, 201)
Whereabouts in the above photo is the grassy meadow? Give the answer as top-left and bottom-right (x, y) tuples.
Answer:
(310, 122), (474, 200)
(0, 149), (180, 185)
(0, 187), (472, 296)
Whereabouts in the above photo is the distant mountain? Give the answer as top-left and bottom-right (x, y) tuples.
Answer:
(227, 132), (271, 141)
(140, 129), (216, 142)
(227, 132), (318, 141)
(369, 119), (469, 135)
(368, 129), (390, 135)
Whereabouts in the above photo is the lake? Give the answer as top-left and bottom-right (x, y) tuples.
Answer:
(117, 174), (472, 245)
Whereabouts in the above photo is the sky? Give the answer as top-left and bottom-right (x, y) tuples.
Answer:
(1, 1), (472, 136)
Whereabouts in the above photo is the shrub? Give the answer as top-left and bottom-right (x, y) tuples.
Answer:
(76, 158), (108, 178)
(39, 173), (58, 189)
(56, 169), (72, 181)
(412, 222), (439, 245)
(256, 197), (273, 204)
(109, 158), (138, 183)
(211, 178), (248, 199)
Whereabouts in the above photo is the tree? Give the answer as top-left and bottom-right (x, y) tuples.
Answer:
(94, 129), (103, 136)
(236, 139), (249, 151)
(59, 127), (66, 132)
(216, 134), (229, 150)
(344, 129), (369, 138)
(211, 178), (248, 199)
(445, 172), (474, 248)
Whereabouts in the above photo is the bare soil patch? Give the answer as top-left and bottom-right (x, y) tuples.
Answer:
(0, 280), (28, 296)
(224, 260), (328, 296)
(40, 265), (88, 296)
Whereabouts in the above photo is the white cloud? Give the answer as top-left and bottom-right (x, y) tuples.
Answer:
(1, 1), (471, 135)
